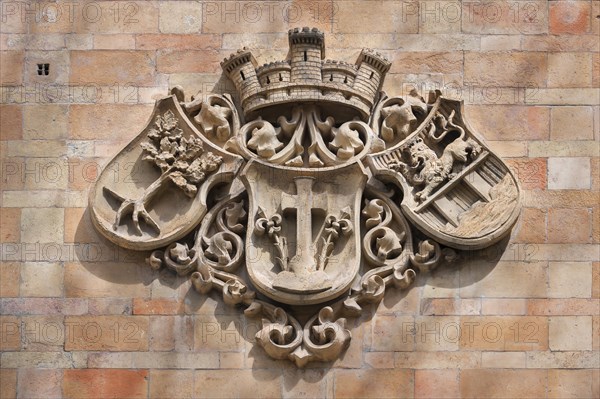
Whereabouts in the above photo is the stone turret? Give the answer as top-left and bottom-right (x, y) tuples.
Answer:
(221, 28), (391, 119)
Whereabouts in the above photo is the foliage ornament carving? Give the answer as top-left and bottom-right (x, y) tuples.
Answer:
(90, 27), (521, 367)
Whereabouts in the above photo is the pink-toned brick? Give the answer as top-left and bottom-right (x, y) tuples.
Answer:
(461, 369), (546, 398)
(548, 208), (592, 244)
(70, 50), (156, 85)
(549, 1), (591, 34)
(18, 369), (62, 399)
(415, 369), (459, 398)
(335, 369), (413, 398)
(63, 369), (148, 399)
(0, 105), (22, 140)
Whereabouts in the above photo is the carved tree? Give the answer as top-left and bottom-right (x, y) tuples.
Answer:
(104, 110), (223, 235)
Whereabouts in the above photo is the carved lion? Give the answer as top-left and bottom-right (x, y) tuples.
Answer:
(389, 137), (481, 203)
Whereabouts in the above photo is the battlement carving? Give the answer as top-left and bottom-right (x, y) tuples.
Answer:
(221, 27), (391, 119)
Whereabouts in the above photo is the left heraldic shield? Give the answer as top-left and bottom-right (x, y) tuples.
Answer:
(90, 94), (243, 250)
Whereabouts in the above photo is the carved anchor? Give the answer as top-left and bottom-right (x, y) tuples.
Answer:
(272, 176), (333, 294)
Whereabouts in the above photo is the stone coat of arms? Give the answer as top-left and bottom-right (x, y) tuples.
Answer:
(90, 28), (521, 367)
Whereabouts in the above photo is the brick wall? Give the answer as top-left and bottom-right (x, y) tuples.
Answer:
(0, 1), (598, 398)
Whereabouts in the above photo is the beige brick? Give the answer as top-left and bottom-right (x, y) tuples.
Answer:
(21, 207), (64, 243)
(93, 34), (135, 50)
(480, 35), (521, 51)
(334, 1), (418, 34)
(70, 50), (156, 85)
(21, 262), (63, 297)
(513, 208), (546, 243)
(459, 316), (548, 351)
(593, 262), (600, 299)
(149, 370), (194, 399)
(157, 49), (222, 74)
(551, 106), (595, 140)
(63, 369), (148, 399)
(194, 370), (281, 398)
(149, 315), (193, 352)
(548, 208), (592, 243)
(548, 262), (592, 298)
(88, 352), (218, 369)
(526, 351), (599, 369)
(4, 140), (67, 158)
(464, 52), (547, 87)
(0, 316), (20, 350)
(415, 316), (460, 351)
(0, 105), (22, 140)
(481, 351), (527, 368)
(65, 315), (149, 351)
(481, 299), (527, 315)
(549, 1), (591, 34)
(364, 352), (395, 369)
(460, 369), (546, 399)
(377, 280), (420, 314)
(465, 105), (549, 141)
(0, 208), (21, 243)
(0, 51), (23, 84)
(548, 53), (593, 88)
(282, 369), (328, 399)
(0, 352), (74, 368)
(88, 298), (132, 315)
(193, 314), (246, 351)
(548, 370), (594, 399)
(529, 141), (600, 158)
(594, 316), (599, 351)
(17, 369), (62, 399)
(415, 369), (458, 398)
(21, 315), (64, 351)
(25, 50), (69, 84)
(133, 298), (181, 315)
(63, 207), (102, 244)
(528, 299), (600, 316)
(460, 261), (548, 298)
(548, 158), (591, 190)
(395, 351), (481, 369)
(159, 1), (202, 33)
(0, 262), (20, 297)
(69, 104), (153, 140)
(65, 34), (93, 50)
(462, 0), (547, 34)
(390, 52), (463, 74)
(486, 140), (528, 158)
(219, 351), (245, 369)
(549, 316), (593, 351)
(593, 53), (600, 89)
(422, 261), (460, 298)
(526, 88), (600, 106)
(23, 104), (68, 140)
(522, 35), (599, 53)
(71, 1), (159, 34)
(421, 298), (480, 316)
(23, 158), (69, 191)
(136, 34), (221, 50)
(418, 1), (462, 33)
(371, 315), (415, 351)
(335, 369), (413, 399)
(0, 369), (17, 399)
(64, 262), (152, 298)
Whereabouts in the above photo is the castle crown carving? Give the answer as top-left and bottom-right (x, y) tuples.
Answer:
(221, 27), (391, 118)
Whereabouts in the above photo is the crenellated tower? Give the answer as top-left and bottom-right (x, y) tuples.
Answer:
(289, 27), (325, 82)
(221, 27), (391, 120)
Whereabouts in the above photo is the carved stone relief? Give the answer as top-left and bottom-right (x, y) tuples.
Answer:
(89, 27), (521, 367)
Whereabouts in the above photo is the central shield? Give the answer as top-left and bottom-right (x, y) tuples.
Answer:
(241, 160), (367, 305)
